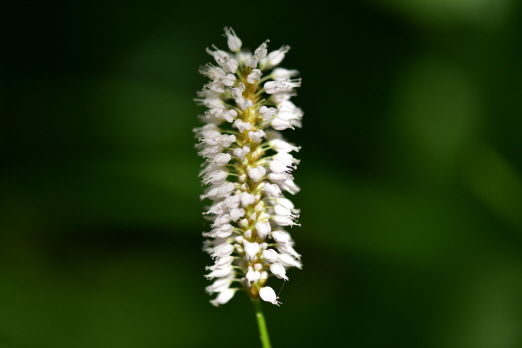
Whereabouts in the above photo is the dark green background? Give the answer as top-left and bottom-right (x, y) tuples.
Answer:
(2, 0), (522, 347)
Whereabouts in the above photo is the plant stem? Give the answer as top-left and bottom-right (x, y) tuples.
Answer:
(252, 297), (272, 348)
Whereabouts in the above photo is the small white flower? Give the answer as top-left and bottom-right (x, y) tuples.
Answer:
(254, 41), (269, 59)
(207, 223), (234, 238)
(218, 182), (235, 197)
(259, 106), (279, 120)
(262, 249), (278, 263)
(234, 119), (253, 133)
(210, 243), (234, 259)
(247, 69), (262, 84)
(231, 82), (245, 98)
(206, 264), (233, 279)
(268, 172), (290, 184)
(203, 66), (227, 81)
(207, 80), (225, 93)
(233, 145), (250, 160)
(223, 74), (236, 86)
(278, 253), (303, 269)
(270, 262), (288, 280)
(248, 166), (266, 182)
(274, 215), (299, 227)
(206, 277), (233, 294)
(246, 267), (261, 283)
(229, 207), (245, 221)
(214, 153), (231, 166)
(267, 45), (290, 66)
(212, 213), (231, 227)
(264, 183), (282, 198)
(236, 97), (253, 110)
(269, 160), (290, 173)
(248, 130), (266, 143)
(224, 27), (242, 52)
(259, 287), (281, 306)
(271, 68), (299, 81)
(202, 170), (228, 185)
(210, 288), (236, 306)
(277, 242), (301, 259)
(271, 118), (293, 131)
(206, 46), (239, 74)
(270, 139), (300, 153)
(255, 221), (271, 239)
(280, 178), (300, 195)
(240, 192), (255, 207)
(244, 241), (261, 260)
(221, 109), (238, 123)
(264, 79), (301, 94)
(271, 231), (291, 244)
(220, 134), (236, 147)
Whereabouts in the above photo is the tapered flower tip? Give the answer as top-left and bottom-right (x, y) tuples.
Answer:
(259, 286), (281, 306)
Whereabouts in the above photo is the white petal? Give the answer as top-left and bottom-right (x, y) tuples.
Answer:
(206, 264), (233, 279)
(234, 119), (253, 133)
(268, 172), (289, 184)
(271, 231), (290, 244)
(267, 45), (290, 66)
(224, 27), (242, 52)
(206, 277), (232, 294)
(214, 153), (231, 166)
(211, 243), (234, 259)
(262, 249), (278, 263)
(270, 262), (288, 280)
(229, 207), (245, 221)
(240, 192), (256, 208)
(271, 68), (299, 81)
(278, 253), (303, 269)
(278, 242), (301, 259)
(224, 195), (240, 209)
(223, 74), (236, 87)
(220, 134), (236, 147)
(210, 288), (236, 306)
(259, 287), (281, 306)
(209, 223), (234, 238)
(273, 215), (296, 226)
(264, 183), (282, 197)
(274, 204), (292, 216)
(254, 41), (268, 59)
(244, 241), (261, 260)
(269, 160), (289, 173)
(255, 221), (271, 239)
(246, 269), (261, 283)
(277, 198), (296, 212)
(248, 130), (266, 143)
(217, 182), (235, 198)
(248, 166), (266, 182)
(247, 69), (262, 84)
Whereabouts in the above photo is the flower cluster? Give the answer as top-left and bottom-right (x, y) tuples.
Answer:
(194, 28), (302, 306)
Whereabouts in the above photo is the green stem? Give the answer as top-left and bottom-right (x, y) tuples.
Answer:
(252, 297), (272, 348)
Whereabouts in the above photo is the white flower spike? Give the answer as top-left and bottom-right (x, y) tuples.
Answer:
(195, 27), (303, 307)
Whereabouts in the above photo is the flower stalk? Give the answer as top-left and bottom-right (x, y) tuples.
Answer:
(252, 297), (272, 348)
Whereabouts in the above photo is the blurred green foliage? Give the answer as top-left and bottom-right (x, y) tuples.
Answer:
(2, 0), (522, 347)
